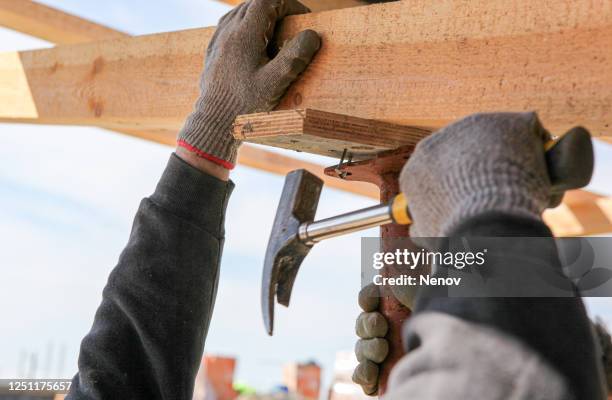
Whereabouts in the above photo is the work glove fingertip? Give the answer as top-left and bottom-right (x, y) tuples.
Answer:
(286, 29), (322, 66)
(358, 284), (380, 312)
(362, 384), (378, 396)
(355, 338), (389, 364)
(258, 29), (320, 105)
(356, 312), (388, 338)
(352, 360), (379, 387)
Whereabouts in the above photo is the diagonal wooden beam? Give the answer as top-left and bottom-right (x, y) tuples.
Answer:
(0, 0), (127, 44)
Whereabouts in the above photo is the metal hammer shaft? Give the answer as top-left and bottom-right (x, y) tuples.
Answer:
(298, 195), (409, 245)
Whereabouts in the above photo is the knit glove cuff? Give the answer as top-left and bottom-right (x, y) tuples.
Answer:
(177, 86), (244, 170)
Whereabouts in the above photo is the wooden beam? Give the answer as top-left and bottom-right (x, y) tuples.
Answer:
(0, 0), (610, 141)
(234, 109), (431, 159)
(0, 0), (610, 236)
(0, 1), (380, 198)
(104, 127), (612, 236)
(0, 0), (127, 44)
(217, 0), (369, 12)
(545, 191), (612, 236)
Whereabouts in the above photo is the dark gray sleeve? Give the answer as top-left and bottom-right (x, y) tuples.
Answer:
(387, 312), (574, 400)
(409, 212), (607, 400)
(66, 154), (234, 400)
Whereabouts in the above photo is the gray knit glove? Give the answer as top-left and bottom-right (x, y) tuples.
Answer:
(353, 284), (389, 395)
(399, 112), (554, 238)
(178, 0), (321, 169)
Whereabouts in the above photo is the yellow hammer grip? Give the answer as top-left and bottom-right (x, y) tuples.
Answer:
(391, 193), (411, 225)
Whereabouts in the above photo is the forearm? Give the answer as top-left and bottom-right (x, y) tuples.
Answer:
(67, 154), (233, 400)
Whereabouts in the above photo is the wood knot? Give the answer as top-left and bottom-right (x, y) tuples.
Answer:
(91, 57), (104, 75)
(88, 98), (104, 117)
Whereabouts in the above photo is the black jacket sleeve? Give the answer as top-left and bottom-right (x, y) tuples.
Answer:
(66, 154), (234, 400)
(412, 212), (606, 399)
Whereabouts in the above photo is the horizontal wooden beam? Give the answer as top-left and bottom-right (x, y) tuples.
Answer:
(112, 127), (380, 199)
(233, 109), (431, 159)
(119, 126), (612, 236)
(0, 0), (127, 44)
(1, 0), (610, 141)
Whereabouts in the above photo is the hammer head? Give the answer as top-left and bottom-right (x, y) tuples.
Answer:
(262, 169), (323, 335)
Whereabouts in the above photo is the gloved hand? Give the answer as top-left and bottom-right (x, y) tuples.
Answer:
(352, 284), (389, 395)
(177, 0), (321, 169)
(399, 112), (588, 238)
(353, 113), (593, 394)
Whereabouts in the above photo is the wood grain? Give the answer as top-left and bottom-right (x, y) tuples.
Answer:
(0, 1), (378, 199)
(233, 109), (431, 159)
(1, 1), (611, 139)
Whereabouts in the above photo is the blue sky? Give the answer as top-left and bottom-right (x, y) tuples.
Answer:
(0, 0), (611, 393)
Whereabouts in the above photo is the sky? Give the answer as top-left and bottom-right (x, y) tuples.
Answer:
(0, 0), (611, 393)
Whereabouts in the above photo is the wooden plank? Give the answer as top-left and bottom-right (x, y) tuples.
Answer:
(233, 109), (432, 159)
(0, 0), (610, 141)
(0, 0), (127, 44)
(217, 0), (369, 12)
(274, 0), (612, 139)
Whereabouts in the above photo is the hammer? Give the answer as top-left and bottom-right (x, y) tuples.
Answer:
(262, 128), (594, 335)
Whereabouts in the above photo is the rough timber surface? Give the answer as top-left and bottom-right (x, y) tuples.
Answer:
(233, 109), (432, 159)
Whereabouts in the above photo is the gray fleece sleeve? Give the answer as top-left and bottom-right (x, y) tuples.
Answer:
(383, 212), (606, 400)
(385, 313), (573, 400)
(66, 154), (234, 400)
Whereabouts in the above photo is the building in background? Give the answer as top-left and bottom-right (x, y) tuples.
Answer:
(282, 362), (321, 400)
